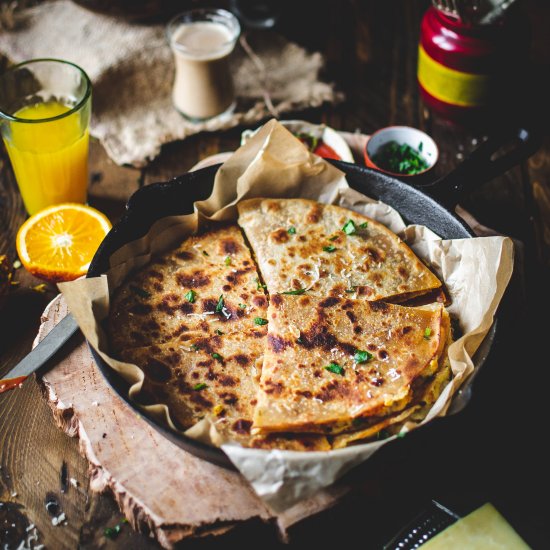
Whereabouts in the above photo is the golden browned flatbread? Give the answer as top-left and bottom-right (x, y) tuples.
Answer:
(252, 294), (449, 435)
(109, 225), (268, 354)
(109, 198), (453, 451)
(331, 361), (452, 448)
(119, 328), (329, 451)
(237, 198), (442, 302)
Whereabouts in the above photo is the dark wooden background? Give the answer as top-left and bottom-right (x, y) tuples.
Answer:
(1, 1), (549, 548)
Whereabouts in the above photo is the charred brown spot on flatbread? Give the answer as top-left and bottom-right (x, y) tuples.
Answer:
(369, 301), (389, 313)
(306, 203), (322, 223)
(234, 354), (249, 366)
(221, 238), (241, 255)
(268, 334), (291, 353)
(175, 251), (193, 261)
(270, 228), (290, 244)
(319, 297), (340, 308)
(232, 419), (252, 435)
(176, 271), (210, 288)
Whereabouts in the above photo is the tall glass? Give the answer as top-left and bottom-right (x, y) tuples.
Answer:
(0, 59), (92, 215)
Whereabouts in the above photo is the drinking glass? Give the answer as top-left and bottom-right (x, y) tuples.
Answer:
(167, 9), (240, 122)
(0, 59), (92, 215)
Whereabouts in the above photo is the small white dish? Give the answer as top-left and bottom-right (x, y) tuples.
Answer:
(241, 119), (355, 163)
(364, 126), (438, 178)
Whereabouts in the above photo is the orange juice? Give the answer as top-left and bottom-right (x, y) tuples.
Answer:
(3, 101), (89, 215)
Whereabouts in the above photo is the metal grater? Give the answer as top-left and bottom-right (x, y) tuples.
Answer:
(384, 500), (460, 549)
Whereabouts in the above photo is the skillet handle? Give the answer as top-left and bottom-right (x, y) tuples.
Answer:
(418, 126), (541, 209)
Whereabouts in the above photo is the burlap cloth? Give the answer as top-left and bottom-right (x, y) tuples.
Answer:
(0, 1), (341, 167)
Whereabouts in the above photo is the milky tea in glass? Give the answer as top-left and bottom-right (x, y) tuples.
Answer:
(167, 9), (240, 121)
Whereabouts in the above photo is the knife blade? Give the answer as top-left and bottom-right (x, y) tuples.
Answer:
(0, 314), (79, 393)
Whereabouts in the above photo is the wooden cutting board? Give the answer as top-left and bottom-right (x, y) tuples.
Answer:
(36, 295), (346, 548)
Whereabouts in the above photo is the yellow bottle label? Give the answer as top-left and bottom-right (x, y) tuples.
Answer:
(417, 45), (491, 107)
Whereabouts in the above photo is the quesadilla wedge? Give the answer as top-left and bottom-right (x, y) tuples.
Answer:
(119, 328), (329, 451)
(109, 225), (268, 354)
(237, 198), (442, 302)
(331, 360), (452, 448)
(253, 294), (450, 435)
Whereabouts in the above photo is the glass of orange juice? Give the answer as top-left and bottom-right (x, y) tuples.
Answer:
(0, 59), (91, 215)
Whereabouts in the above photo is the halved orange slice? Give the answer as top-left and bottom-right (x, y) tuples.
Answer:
(16, 203), (112, 282)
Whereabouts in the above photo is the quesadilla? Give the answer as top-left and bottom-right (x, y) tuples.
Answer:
(238, 198), (442, 302)
(108, 200), (454, 451)
(119, 327), (329, 451)
(109, 225), (268, 354)
(331, 326), (453, 447)
(252, 294), (450, 435)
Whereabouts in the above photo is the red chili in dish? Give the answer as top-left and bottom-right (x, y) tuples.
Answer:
(295, 133), (342, 161)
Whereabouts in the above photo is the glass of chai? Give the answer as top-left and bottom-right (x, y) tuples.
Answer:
(0, 59), (92, 215)
(167, 8), (241, 122)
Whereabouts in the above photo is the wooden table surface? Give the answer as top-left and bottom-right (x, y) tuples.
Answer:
(1, 1), (549, 548)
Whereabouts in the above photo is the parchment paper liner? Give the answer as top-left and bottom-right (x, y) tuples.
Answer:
(59, 120), (514, 512)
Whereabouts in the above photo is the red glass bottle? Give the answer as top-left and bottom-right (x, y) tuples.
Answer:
(417, 6), (529, 123)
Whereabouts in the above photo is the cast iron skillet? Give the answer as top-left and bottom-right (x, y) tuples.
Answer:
(88, 126), (539, 469)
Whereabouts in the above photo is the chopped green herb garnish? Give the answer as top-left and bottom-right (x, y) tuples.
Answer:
(202, 250), (209, 256)
(255, 277), (267, 290)
(424, 327), (432, 339)
(193, 383), (207, 391)
(211, 352), (223, 362)
(104, 522), (123, 539)
(215, 294), (224, 313)
(324, 362), (344, 375)
(359, 222), (368, 229)
(328, 235), (339, 241)
(345, 287), (357, 293)
(323, 245), (337, 253)
(185, 290), (196, 303)
(296, 337), (304, 344)
(296, 132), (319, 152)
(254, 317), (268, 325)
(104, 527), (117, 539)
(371, 140), (429, 175)
(281, 288), (306, 295)
(238, 303), (247, 309)
(288, 226), (296, 235)
(190, 344), (199, 351)
(342, 219), (357, 235)
(129, 285), (151, 299)
(354, 349), (373, 363)
(215, 329), (224, 335)
(418, 141), (423, 152)
(224, 256), (231, 266)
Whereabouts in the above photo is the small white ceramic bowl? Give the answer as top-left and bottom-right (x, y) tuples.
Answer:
(241, 119), (355, 163)
(364, 126), (438, 178)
